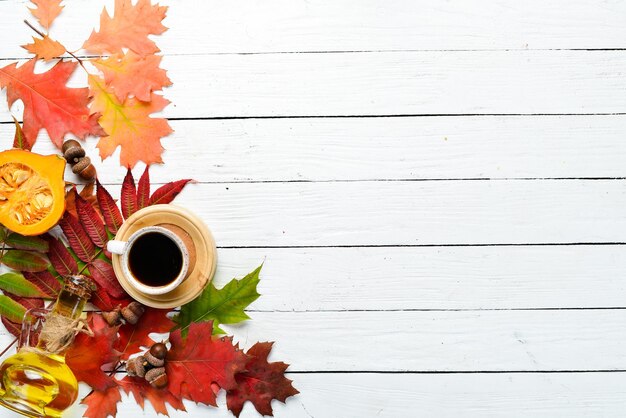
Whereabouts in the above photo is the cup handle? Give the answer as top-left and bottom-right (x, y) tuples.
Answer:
(107, 240), (127, 255)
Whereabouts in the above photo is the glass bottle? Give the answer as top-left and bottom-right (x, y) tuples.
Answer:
(0, 275), (93, 418)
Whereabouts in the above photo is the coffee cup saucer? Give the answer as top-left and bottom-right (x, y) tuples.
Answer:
(110, 204), (217, 309)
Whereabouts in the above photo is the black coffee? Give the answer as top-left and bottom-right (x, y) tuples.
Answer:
(128, 232), (183, 287)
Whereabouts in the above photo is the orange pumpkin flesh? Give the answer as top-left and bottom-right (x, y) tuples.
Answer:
(0, 150), (66, 236)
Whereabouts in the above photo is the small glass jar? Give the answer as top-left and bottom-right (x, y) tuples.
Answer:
(0, 275), (93, 418)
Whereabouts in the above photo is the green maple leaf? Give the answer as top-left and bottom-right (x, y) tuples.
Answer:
(173, 264), (262, 336)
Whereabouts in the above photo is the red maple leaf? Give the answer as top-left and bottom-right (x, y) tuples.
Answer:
(81, 386), (122, 418)
(116, 307), (173, 360)
(226, 342), (299, 417)
(0, 59), (104, 148)
(119, 376), (186, 416)
(166, 322), (248, 406)
(66, 314), (120, 391)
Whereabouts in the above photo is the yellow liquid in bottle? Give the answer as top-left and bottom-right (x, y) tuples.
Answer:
(0, 347), (78, 418)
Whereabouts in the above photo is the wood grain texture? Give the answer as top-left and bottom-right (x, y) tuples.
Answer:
(59, 373), (626, 418)
(4, 115), (626, 182)
(2, 51), (626, 120)
(1, 0), (626, 55)
(164, 180), (626, 246)
(0, 310), (625, 372)
(214, 246), (626, 311)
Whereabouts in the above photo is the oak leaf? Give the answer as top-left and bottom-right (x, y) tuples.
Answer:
(119, 376), (186, 416)
(29, 0), (64, 31)
(83, 0), (168, 57)
(22, 36), (66, 61)
(0, 59), (104, 148)
(81, 386), (122, 418)
(93, 52), (171, 102)
(66, 314), (120, 391)
(89, 76), (172, 168)
(227, 342), (299, 417)
(166, 322), (248, 406)
(116, 307), (173, 360)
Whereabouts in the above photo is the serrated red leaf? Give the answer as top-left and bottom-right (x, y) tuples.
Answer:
(76, 193), (108, 248)
(149, 179), (193, 206)
(23, 271), (61, 298)
(81, 386), (122, 418)
(96, 179), (123, 234)
(116, 307), (172, 360)
(0, 59), (104, 148)
(226, 342), (299, 417)
(59, 213), (97, 263)
(166, 322), (247, 406)
(137, 165), (150, 210)
(119, 376), (186, 416)
(66, 314), (120, 391)
(89, 259), (127, 299)
(121, 168), (137, 219)
(45, 235), (78, 276)
(1, 317), (21, 337)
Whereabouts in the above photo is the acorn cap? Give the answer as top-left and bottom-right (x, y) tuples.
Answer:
(144, 351), (165, 367)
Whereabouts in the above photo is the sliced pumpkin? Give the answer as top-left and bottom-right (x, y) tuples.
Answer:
(0, 149), (66, 236)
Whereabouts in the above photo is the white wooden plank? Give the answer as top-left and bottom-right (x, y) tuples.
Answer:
(60, 373), (626, 418)
(2, 51), (626, 119)
(1, 0), (626, 57)
(163, 181), (626, 246)
(5, 115), (626, 182)
(214, 246), (626, 311)
(1, 310), (624, 371)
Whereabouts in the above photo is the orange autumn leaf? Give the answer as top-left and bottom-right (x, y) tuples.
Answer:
(89, 75), (172, 168)
(29, 0), (64, 31)
(83, 0), (168, 57)
(93, 51), (171, 102)
(0, 59), (105, 148)
(81, 386), (122, 418)
(22, 35), (66, 61)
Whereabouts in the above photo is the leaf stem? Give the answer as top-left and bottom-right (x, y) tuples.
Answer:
(23, 20), (45, 39)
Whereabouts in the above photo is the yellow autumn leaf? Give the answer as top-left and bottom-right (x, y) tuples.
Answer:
(89, 76), (173, 168)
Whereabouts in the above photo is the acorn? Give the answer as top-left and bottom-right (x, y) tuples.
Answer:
(121, 302), (145, 325)
(71, 156), (96, 181)
(126, 356), (147, 378)
(144, 351), (165, 367)
(102, 307), (122, 326)
(145, 367), (168, 389)
(62, 140), (86, 163)
(150, 342), (168, 360)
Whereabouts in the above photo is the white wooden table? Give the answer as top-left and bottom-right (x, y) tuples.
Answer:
(2, 0), (626, 416)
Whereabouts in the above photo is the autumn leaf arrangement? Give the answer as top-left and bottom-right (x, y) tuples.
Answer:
(0, 1), (298, 417)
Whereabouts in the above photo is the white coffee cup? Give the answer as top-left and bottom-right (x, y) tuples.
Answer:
(107, 225), (195, 295)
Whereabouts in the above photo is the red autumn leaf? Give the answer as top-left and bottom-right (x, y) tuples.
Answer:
(81, 386), (122, 418)
(29, 0), (64, 31)
(166, 322), (248, 406)
(93, 52), (171, 102)
(76, 192), (108, 248)
(96, 179), (123, 234)
(59, 213), (97, 263)
(89, 259), (128, 299)
(119, 376), (186, 416)
(0, 59), (104, 148)
(66, 314), (120, 391)
(23, 271), (61, 298)
(91, 286), (131, 312)
(137, 165), (150, 210)
(1, 296), (44, 337)
(116, 307), (172, 360)
(83, 0), (168, 57)
(149, 179), (193, 206)
(45, 235), (78, 276)
(226, 342), (299, 417)
(121, 168), (137, 219)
